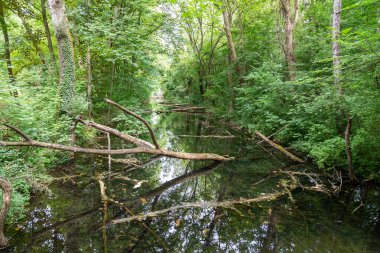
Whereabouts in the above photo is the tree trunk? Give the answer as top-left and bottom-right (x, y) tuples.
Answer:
(345, 114), (357, 183)
(0, 0), (15, 84)
(86, 47), (92, 118)
(48, 0), (76, 113)
(332, 0), (342, 94)
(107, 62), (116, 122)
(41, 0), (57, 75)
(0, 178), (11, 248)
(280, 0), (299, 81)
(222, 8), (241, 81)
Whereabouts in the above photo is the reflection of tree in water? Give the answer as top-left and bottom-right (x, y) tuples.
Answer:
(9, 113), (380, 253)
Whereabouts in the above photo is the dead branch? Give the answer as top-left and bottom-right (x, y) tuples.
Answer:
(156, 106), (206, 114)
(258, 124), (289, 144)
(78, 119), (154, 149)
(3, 123), (32, 142)
(1, 124), (232, 161)
(110, 158), (141, 166)
(255, 131), (304, 163)
(105, 99), (160, 149)
(111, 190), (292, 224)
(177, 135), (235, 139)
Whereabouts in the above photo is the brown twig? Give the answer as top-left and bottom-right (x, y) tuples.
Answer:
(111, 190), (294, 225)
(105, 99), (160, 149)
(256, 131), (304, 163)
(1, 124), (233, 161)
(177, 135), (235, 139)
(78, 119), (154, 149)
(3, 123), (32, 142)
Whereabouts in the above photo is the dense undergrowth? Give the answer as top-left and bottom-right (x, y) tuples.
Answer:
(163, 0), (380, 181)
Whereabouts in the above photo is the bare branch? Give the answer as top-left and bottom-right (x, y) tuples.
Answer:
(3, 123), (32, 142)
(256, 131), (304, 163)
(111, 190), (291, 224)
(79, 119), (155, 149)
(105, 99), (160, 149)
(0, 140), (233, 161)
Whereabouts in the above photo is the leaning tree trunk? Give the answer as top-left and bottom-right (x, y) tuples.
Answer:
(48, 0), (76, 113)
(0, 0), (15, 84)
(332, 0), (342, 94)
(222, 9), (241, 81)
(0, 178), (11, 248)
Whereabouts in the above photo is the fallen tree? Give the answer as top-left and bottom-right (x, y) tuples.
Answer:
(0, 99), (234, 246)
(256, 131), (304, 163)
(0, 100), (233, 162)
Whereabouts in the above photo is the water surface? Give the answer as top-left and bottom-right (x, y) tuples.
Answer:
(7, 112), (380, 252)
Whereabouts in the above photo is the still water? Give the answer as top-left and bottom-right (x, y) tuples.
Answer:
(7, 112), (380, 252)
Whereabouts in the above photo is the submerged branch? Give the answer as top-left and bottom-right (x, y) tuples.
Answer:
(111, 191), (291, 224)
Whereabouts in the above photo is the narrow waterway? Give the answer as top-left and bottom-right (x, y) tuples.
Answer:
(6, 112), (380, 252)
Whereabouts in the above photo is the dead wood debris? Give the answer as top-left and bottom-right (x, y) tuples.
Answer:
(0, 99), (233, 162)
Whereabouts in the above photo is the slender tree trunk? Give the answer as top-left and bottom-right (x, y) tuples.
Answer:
(48, 0), (76, 113)
(198, 68), (205, 99)
(71, 21), (84, 70)
(222, 8), (241, 81)
(280, 0), (299, 81)
(227, 53), (234, 112)
(18, 14), (46, 65)
(41, 0), (57, 75)
(332, 0), (343, 94)
(107, 62), (115, 122)
(0, 0), (15, 83)
(107, 5), (118, 121)
(332, 1), (356, 182)
(86, 47), (92, 118)
(0, 178), (11, 248)
(345, 114), (357, 182)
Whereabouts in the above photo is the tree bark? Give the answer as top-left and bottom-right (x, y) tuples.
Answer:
(256, 131), (304, 163)
(332, 0), (342, 94)
(280, 0), (299, 81)
(0, 140), (232, 161)
(345, 114), (357, 182)
(41, 0), (57, 75)
(86, 48), (92, 118)
(47, 0), (76, 113)
(0, 178), (11, 248)
(0, 0), (15, 84)
(222, 8), (241, 81)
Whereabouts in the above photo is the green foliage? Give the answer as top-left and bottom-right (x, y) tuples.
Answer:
(164, 0), (380, 179)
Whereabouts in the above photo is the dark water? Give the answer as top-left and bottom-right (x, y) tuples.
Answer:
(7, 113), (380, 252)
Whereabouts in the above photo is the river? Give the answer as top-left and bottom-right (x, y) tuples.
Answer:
(6, 112), (380, 252)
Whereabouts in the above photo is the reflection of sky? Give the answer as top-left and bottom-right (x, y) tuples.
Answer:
(11, 108), (380, 253)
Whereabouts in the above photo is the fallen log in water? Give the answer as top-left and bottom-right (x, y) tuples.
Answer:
(255, 131), (304, 163)
(0, 100), (233, 162)
(177, 135), (235, 139)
